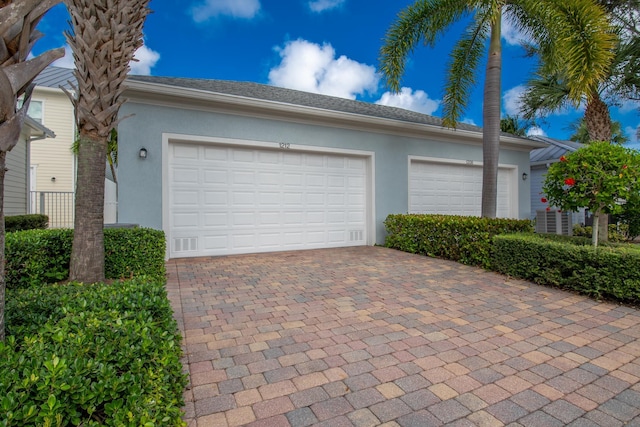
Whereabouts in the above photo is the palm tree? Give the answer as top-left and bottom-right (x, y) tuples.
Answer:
(64, 0), (150, 283)
(0, 0), (64, 341)
(500, 115), (529, 137)
(521, 0), (638, 141)
(380, 0), (615, 218)
(566, 118), (628, 145)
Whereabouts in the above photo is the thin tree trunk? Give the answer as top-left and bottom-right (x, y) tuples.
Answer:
(481, 16), (502, 218)
(69, 134), (107, 282)
(0, 151), (5, 342)
(592, 211), (600, 247)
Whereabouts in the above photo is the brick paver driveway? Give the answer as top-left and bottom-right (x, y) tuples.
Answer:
(166, 246), (640, 427)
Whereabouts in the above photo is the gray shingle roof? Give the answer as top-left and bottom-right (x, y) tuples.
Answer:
(127, 75), (493, 133)
(33, 68), (535, 144)
(530, 136), (582, 164)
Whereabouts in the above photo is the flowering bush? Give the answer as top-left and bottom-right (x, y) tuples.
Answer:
(542, 141), (640, 245)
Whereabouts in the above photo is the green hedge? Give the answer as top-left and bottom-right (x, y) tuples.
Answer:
(573, 223), (630, 242)
(1, 278), (186, 426)
(384, 214), (533, 268)
(5, 214), (48, 232)
(492, 233), (640, 303)
(6, 228), (166, 289)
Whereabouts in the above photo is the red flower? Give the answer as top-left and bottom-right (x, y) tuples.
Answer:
(623, 165), (628, 169)
(564, 178), (576, 186)
(546, 207), (551, 211)
(540, 197), (547, 203)
(560, 155), (567, 162)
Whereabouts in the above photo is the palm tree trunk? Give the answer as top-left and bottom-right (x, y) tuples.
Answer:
(481, 15), (502, 218)
(0, 151), (5, 342)
(584, 90), (612, 142)
(69, 134), (107, 282)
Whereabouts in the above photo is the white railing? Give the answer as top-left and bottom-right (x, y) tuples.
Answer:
(30, 191), (75, 228)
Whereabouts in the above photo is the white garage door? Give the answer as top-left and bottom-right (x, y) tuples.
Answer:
(409, 160), (514, 217)
(169, 142), (368, 257)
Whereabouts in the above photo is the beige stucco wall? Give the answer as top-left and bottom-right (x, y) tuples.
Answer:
(30, 87), (75, 193)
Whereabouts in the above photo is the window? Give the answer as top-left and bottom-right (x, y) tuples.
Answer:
(28, 100), (43, 123)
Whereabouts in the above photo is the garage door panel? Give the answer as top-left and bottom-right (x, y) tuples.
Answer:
(173, 212), (198, 228)
(173, 168), (198, 184)
(232, 192), (255, 206)
(204, 170), (227, 184)
(307, 174), (325, 187)
(259, 192), (281, 205)
(233, 149), (254, 163)
(174, 144), (198, 159)
(204, 212), (227, 227)
(283, 173), (303, 186)
(258, 171), (280, 186)
(174, 190), (199, 206)
(169, 143), (369, 257)
(203, 146), (227, 161)
(307, 211), (325, 223)
(284, 153), (303, 165)
(232, 171), (255, 185)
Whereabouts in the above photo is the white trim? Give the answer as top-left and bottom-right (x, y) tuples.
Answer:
(407, 155), (519, 218)
(162, 133), (376, 259)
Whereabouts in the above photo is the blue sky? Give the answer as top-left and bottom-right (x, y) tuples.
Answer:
(35, 0), (639, 149)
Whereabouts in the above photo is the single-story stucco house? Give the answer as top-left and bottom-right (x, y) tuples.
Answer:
(116, 76), (545, 258)
(529, 136), (585, 227)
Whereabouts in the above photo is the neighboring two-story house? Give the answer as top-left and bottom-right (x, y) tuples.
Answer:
(29, 66), (116, 227)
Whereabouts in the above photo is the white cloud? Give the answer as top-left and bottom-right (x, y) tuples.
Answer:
(52, 45), (74, 69)
(191, 0), (260, 22)
(461, 118), (477, 126)
(308, 0), (345, 13)
(503, 85), (526, 116)
(625, 125), (639, 144)
(526, 126), (546, 137)
(268, 39), (379, 99)
(501, 15), (527, 46)
(129, 45), (160, 75)
(617, 99), (640, 114)
(52, 43), (160, 76)
(376, 87), (439, 115)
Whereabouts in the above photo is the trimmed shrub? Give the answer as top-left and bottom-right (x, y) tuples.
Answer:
(5, 214), (48, 232)
(6, 227), (166, 289)
(492, 233), (640, 303)
(384, 214), (533, 268)
(104, 228), (166, 280)
(573, 223), (629, 242)
(1, 278), (186, 426)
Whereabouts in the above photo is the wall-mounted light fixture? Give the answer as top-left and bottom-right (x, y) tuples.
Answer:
(522, 172), (528, 181)
(139, 148), (148, 159)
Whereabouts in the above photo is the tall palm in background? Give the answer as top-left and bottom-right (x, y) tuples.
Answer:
(520, 0), (639, 142)
(380, 0), (615, 218)
(65, 0), (150, 283)
(0, 0), (64, 341)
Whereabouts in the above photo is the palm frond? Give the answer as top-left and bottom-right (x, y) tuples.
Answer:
(519, 73), (573, 119)
(379, 0), (470, 92)
(442, 11), (491, 127)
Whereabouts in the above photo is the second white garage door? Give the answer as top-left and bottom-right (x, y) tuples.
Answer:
(168, 142), (369, 258)
(409, 159), (515, 218)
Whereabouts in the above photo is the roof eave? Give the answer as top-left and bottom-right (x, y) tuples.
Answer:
(123, 79), (545, 151)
